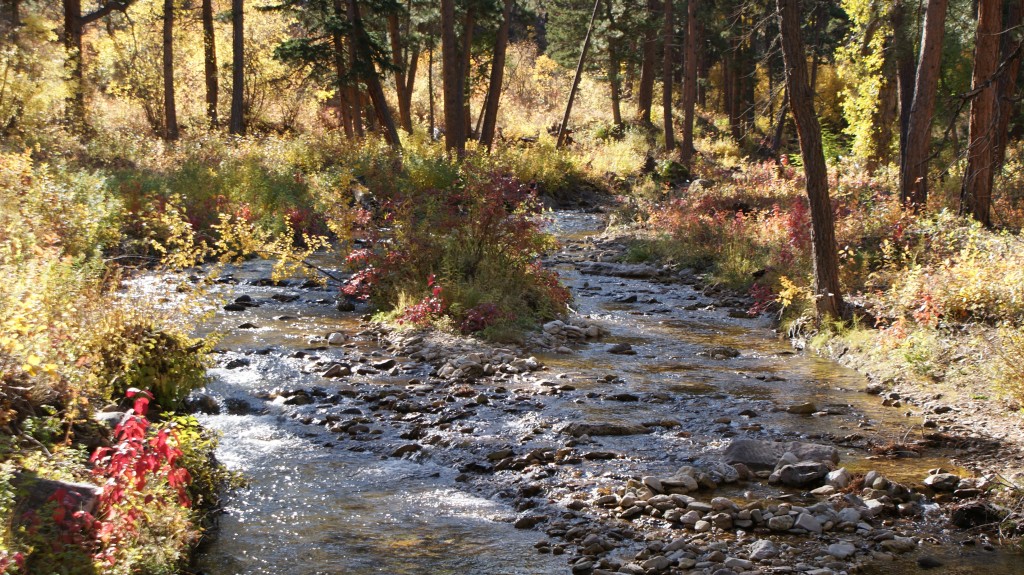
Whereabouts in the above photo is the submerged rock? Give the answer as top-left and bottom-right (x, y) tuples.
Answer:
(723, 439), (839, 471)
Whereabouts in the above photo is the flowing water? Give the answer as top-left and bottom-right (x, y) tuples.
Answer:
(190, 212), (1022, 574)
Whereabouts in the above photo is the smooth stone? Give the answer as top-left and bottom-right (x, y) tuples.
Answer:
(768, 515), (795, 531)
(827, 542), (857, 559)
(723, 439), (839, 471)
(827, 468), (852, 489)
(777, 461), (830, 487)
(923, 473), (961, 492)
(748, 539), (779, 560)
(794, 512), (822, 533)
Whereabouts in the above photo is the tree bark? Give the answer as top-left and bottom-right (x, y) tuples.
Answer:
(635, 0), (657, 125)
(428, 38), (435, 138)
(202, 0), (217, 127)
(480, 0), (514, 149)
(960, 0), (1001, 227)
(603, 0), (622, 127)
(63, 0), (86, 126)
(777, 0), (843, 319)
(993, 0), (1023, 171)
(900, 0), (948, 208)
(680, 0), (697, 163)
(348, 0), (400, 148)
(461, 5), (475, 140)
(162, 0), (178, 140)
(662, 0), (675, 150)
(388, 14), (411, 133)
(229, 0), (245, 135)
(332, 0), (353, 137)
(894, 0), (915, 168)
(441, 0), (465, 155)
(556, 0), (601, 148)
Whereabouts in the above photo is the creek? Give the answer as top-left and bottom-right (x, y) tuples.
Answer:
(189, 212), (1021, 574)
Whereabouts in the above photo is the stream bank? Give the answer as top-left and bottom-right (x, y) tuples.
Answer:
(189, 212), (1022, 575)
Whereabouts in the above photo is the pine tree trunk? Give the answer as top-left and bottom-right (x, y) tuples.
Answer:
(349, 0), (400, 148)
(428, 39), (435, 138)
(894, 0), (915, 167)
(900, 0), (948, 208)
(480, 0), (513, 149)
(556, 0), (601, 148)
(960, 0), (1001, 227)
(441, 0), (465, 155)
(228, 0), (245, 135)
(635, 0), (657, 125)
(63, 0), (86, 127)
(993, 0), (1023, 170)
(162, 0), (178, 140)
(662, 0), (675, 150)
(777, 0), (843, 319)
(202, 0), (217, 127)
(461, 6), (475, 140)
(332, 0), (353, 137)
(680, 0), (697, 163)
(388, 14), (413, 133)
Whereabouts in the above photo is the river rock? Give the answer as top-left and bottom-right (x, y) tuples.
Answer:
(561, 422), (652, 437)
(607, 343), (636, 355)
(793, 512), (822, 533)
(748, 539), (779, 560)
(827, 542), (857, 559)
(578, 262), (662, 278)
(327, 332), (348, 345)
(723, 439), (839, 470)
(880, 536), (917, 554)
(11, 475), (102, 519)
(774, 461), (830, 487)
(786, 402), (818, 415)
(923, 473), (960, 492)
(826, 468), (852, 489)
(322, 363), (352, 378)
(768, 514), (795, 531)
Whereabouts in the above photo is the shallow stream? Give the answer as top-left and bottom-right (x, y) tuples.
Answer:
(189, 212), (1021, 574)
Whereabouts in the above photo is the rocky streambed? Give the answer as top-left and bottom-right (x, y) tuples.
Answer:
(186, 212), (1023, 575)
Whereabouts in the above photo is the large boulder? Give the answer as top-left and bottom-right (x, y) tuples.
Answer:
(561, 422), (652, 437)
(723, 439), (839, 471)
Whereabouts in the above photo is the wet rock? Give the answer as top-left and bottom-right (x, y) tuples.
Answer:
(322, 363), (352, 378)
(923, 473), (960, 492)
(223, 397), (254, 415)
(879, 536), (917, 554)
(225, 358), (251, 369)
(271, 293), (300, 303)
(373, 358), (397, 370)
(578, 262), (662, 279)
(700, 346), (741, 359)
(723, 439), (839, 470)
(391, 443), (421, 457)
(186, 393), (220, 414)
(774, 461), (830, 487)
(335, 298), (356, 312)
(561, 422), (652, 437)
(917, 556), (944, 569)
(694, 520), (712, 532)
(514, 515), (545, 529)
(951, 502), (1004, 528)
(327, 332), (348, 345)
(723, 557), (752, 571)
(827, 542), (857, 559)
(607, 343), (636, 355)
(283, 392), (313, 406)
(786, 402), (818, 415)
(642, 556), (671, 571)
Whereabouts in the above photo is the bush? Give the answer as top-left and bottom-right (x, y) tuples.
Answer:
(343, 165), (570, 339)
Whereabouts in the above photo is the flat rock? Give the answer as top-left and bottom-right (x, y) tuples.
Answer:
(723, 439), (839, 471)
(776, 461), (830, 487)
(748, 539), (779, 560)
(923, 473), (960, 492)
(561, 422), (652, 437)
(578, 262), (663, 278)
(827, 542), (857, 559)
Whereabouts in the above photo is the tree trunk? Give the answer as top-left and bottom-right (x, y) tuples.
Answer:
(461, 6), (475, 140)
(348, 35), (364, 138)
(63, 0), (86, 126)
(556, 0), (601, 148)
(960, 0), (1001, 227)
(331, 0), (353, 137)
(202, 0), (217, 127)
(894, 0), (915, 168)
(635, 0), (657, 125)
(480, 0), (513, 149)
(2, 0), (19, 29)
(993, 0), (1023, 170)
(696, 20), (709, 106)
(603, 0), (622, 127)
(777, 0), (843, 319)
(348, 0), (400, 148)
(770, 87), (789, 154)
(680, 0), (697, 163)
(662, 0), (675, 150)
(441, 0), (465, 155)
(428, 38), (435, 138)
(228, 0), (245, 135)
(900, 0), (949, 208)
(388, 14), (413, 133)
(162, 0), (178, 140)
